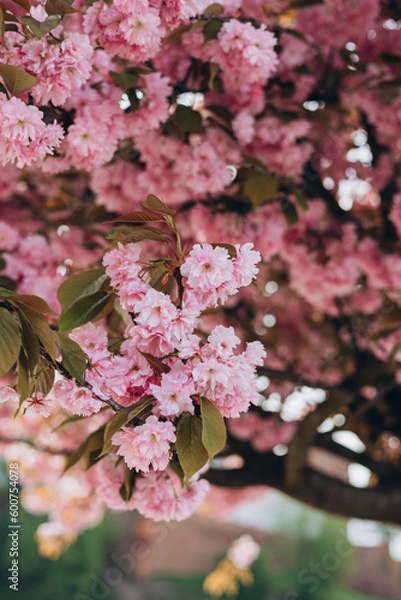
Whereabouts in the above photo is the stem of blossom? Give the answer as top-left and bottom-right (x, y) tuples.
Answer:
(169, 217), (184, 261)
(49, 32), (62, 43)
(100, 397), (126, 412)
(175, 269), (184, 309)
(190, 14), (258, 27)
(39, 349), (125, 412)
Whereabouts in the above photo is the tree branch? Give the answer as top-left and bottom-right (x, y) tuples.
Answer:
(284, 388), (354, 488)
(206, 451), (401, 526)
(314, 435), (400, 481)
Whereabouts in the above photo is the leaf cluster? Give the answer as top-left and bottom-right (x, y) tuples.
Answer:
(0, 290), (58, 406)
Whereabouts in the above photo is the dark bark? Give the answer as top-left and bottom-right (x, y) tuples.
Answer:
(205, 451), (401, 526)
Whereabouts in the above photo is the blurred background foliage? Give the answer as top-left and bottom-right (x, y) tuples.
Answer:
(0, 459), (398, 600)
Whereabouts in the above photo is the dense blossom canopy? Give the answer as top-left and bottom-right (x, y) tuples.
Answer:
(1, 0), (401, 557)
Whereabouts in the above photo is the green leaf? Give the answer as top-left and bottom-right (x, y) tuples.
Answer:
(203, 3), (224, 15)
(59, 333), (87, 385)
(0, 285), (16, 296)
(0, 306), (21, 377)
(45, 0), (79, 15)
(176, 414), (209, 483)
(109, 70), (139, 91)
(108, 210), (165, 224)
(33, 356), (55, 398)
(148, 266), (174, 293)
(169, 454), (184, 484)
(20, 15), (61, 39)
(244, 174), (279, 207)
(107, 225), (172, 244)
(17, 310), (40, 374)
(17, 348), (30, 405)
(291, 188), (308, 211)
(15, 303), (58, 359)
(282, 201), (299, 226)
(203, 19), (223, 43)
(200, 398), (227, 460)
(138, 350), (170, 375)
(119, 467), (137, 502)
(52, 413), (85, 432)
(208, 62), (220, 91)
(0, 63), (36, 96)
(164, 23), (193, 45)
(13, 294), (55, 314)
(100, 396), (154, 457)
(59, 291), (113, 333)
(207, 104), (233, 125)
(64, 426), (106, 473)
(173, 105), (203, 134)
(142, 194), (176, 216)
(57, 267), (108, 313)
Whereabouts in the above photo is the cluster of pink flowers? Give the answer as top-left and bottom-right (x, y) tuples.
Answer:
(293, 0), (380, 48)
(0, 220), (99, 310)
(83, 0), (208, 63)
(112, 416), (176, 472)
(64, 90), (126, 171)
(19, 33), (94, 106)
(102, 242), (266, 418)
(133, 128), (241, 206)
(125, 73), (172, 136)
(83, 0), (163, 62)
(93, 456), (209, 521)
(23, 238), (264, 523)
(0, 94), (63, 168)
(1, 0), (400, 554)
(52, 379), (103, 417)
(133, 469), (210, 521)
(208, 20), (278, 95)
(233, 114), (313, 179)
(181, 242), (261, 308)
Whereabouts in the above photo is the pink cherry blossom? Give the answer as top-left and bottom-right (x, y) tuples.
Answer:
(0, 94), (63, 168)
(20, 33), (93, 107)
(23, 393), (51, 418)
(112, 415), (176, 472)
(0, 385), (19, 404)
(233, 243), (261, 287)
(93, 455), (137, 511)
(204, 325), (240, 359)
(132, 469), (210, 521)
(150, 369), (196, 417)
(180, 243), (234, 307)
(52, 379), (103, 417)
